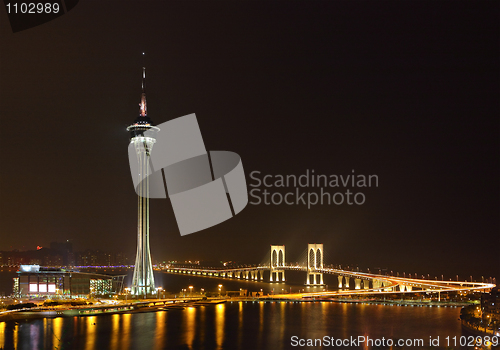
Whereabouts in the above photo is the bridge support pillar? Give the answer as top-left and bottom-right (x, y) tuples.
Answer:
(406, 285), (412, 292)
(364, 280), (370, 289)
(399, 285), (405, 292)
(355, 279), (361, 289)
(306, 244), (324, 285)
(338, 275), (343, 288)
(270, 245), (286, 282)
(345, 277), (350, 289)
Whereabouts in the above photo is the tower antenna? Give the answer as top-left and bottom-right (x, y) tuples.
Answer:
(139, 66), (147, 117)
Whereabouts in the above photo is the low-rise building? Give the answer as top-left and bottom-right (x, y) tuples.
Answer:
(13, 265), (124, 298)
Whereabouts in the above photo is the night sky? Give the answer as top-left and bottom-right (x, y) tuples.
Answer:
(0, 1), (498, 280)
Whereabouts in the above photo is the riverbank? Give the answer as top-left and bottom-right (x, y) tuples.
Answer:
(461, 320), (499, 337)
(0, 295), (471, 323)
(0, 298), (231, 322)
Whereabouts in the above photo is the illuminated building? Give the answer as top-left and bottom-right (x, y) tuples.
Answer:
(482, 287), (500, 315)
(13, 265), (124, 298)
(126, 67), (158, 297)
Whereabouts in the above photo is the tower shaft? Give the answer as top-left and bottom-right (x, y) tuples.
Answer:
(130, 137), (155, 297)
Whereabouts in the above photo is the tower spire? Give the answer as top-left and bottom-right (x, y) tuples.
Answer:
(139, 67), (147, 117)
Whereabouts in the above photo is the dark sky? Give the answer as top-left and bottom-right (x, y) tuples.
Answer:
(0, 1), (498, 280)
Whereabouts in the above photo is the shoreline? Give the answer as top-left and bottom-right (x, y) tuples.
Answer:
(0, 297), (468, 322)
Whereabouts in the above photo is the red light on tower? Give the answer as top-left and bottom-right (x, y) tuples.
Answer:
(36, 246), (42, 250)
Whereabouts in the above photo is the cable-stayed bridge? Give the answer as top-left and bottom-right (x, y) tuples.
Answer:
(160, 244), (495, 297)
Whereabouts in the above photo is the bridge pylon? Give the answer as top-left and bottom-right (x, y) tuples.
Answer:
(306, 243), (324, 285)
(270, 245), (285, 282)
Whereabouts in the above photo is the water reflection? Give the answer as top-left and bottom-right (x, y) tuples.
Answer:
(13, 323), (18, 350)
(279, 302), (286, 342)
(0, 302), (463, 350)
(122, 313), (131, 350)
(0, 322), (5, 348)
(238, 302), (244, 349)
(84, 316), (97, 350)
(198, 305), (206, 346)
(258, 301), (264, 348)
(51, 317), (63, 350)
(184, 307), (196, 348)
(153, 311), (167, 350)
(109, 314), (120, 350)
(215, 304), (225, 349)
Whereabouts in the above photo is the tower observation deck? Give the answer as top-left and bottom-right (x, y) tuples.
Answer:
(126, 67), (159, 297)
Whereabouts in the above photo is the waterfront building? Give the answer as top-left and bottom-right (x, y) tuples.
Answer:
(13, 265), (124, 298)
(482, 287), (500, 315)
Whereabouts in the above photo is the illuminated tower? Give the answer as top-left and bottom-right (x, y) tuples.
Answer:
(127, 67), (159, 297)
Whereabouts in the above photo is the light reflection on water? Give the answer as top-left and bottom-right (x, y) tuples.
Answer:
(110, 314), (120, 350)
(153, 311), (167, 350)
(184, 306), (196, 348)
(0, 302), (464, 350)
(215, 304), (224, 350)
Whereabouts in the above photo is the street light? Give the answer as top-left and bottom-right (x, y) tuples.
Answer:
(157, 287), (163, 299)
(218, 284), (223, 298)
(124, 288), (130, 302)
(189, 286), (193, 297)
